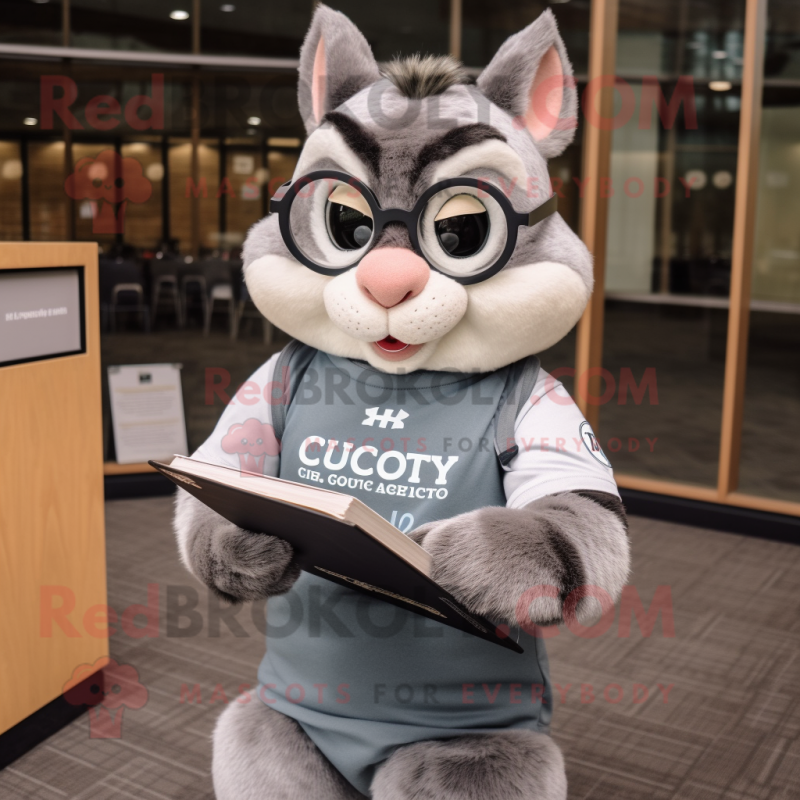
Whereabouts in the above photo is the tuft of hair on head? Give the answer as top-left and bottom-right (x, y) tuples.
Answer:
(381, 54), (470, 99)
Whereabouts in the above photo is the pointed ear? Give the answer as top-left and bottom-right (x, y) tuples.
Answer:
(297, 5), (381, 135)
(477, 9), (578, 158)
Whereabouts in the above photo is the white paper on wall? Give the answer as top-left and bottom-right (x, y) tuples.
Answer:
(108, 363), (189, 464)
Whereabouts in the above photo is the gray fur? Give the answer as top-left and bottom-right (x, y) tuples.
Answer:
(410, 491), (630, 628)
(173, 489), (300, 603)
(199, 10), (627, 798)
(243, 207), (290, 270)
(243, 6), (595, 375)
(298, 5), (381, 134)
(410, 122), (506, 186)
(477, 9), (578, 159)
(381, 54), (469, 100)
(371, 730), (567, 800)
(324, 111), (383, 178)
(213, 696), (367, 800)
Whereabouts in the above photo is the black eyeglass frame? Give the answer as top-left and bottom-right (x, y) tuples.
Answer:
(270, 170), (558, 286)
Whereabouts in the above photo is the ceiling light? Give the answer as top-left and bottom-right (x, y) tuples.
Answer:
(709, 80), (732, 91)
(684, 169), (707, 191)
(712, 50), (728, 59)
(170, 10), (190, 20)
(712, 170), (733, 189)
(221, 3), (235, 10)
(247, 116), (261, 125)
(23, 117), (38, 126)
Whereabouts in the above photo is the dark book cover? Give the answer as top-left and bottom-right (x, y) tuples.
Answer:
(152, 459), (523, 653)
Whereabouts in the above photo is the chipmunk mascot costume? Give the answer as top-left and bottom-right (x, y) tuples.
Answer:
(174, 6), (630, 799)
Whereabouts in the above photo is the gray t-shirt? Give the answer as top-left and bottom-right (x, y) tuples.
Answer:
(194, 349), (618, 795)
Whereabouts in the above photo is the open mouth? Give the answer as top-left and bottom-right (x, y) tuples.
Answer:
(375, 336), (409, 353)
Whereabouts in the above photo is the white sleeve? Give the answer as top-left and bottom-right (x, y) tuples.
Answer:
(504, 368), (620, 508)
(192, 351), (282, 478)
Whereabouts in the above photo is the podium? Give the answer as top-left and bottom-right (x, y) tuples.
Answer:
(0, 243), (108, 764)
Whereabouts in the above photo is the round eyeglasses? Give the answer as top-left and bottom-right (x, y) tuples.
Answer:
(269, 170), (557, 286)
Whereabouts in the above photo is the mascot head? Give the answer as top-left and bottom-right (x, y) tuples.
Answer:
(244, 4), (592, 374)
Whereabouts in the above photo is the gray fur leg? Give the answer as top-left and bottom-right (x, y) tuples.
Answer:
(212, 696), (367, 800)
(371, 731), (566, 800)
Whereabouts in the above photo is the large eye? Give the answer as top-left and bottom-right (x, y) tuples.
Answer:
(326, 184), (374, 251)
(434, 194), (489, 257)
(418, 187), (507, 278)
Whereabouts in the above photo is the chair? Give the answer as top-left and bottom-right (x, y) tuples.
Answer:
(233, 277), (274, 344)
(179, 259), (209, 329)
(202, 259), (241, 338)
(99, 257), (150, 332)
(149, 257), (183, 328)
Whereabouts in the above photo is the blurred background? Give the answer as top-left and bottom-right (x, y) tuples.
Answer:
(0, 0), (797, 513)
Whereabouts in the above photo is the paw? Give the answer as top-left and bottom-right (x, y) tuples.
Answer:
(409, 495), (629, 630)
(176, 489), (300, 602)
(409, 507), (566, 626)
(204, 526), (301, 603)
(409, 509), (516, 619)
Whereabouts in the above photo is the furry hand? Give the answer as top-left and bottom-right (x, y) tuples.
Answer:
(174, 490), (301, 603)
(411, 493), (629, 629)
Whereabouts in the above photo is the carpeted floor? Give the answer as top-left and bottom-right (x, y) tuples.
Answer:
(1, 497), (798, 799)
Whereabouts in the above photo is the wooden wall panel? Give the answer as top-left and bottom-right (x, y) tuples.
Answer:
(0, 243), (108, 735)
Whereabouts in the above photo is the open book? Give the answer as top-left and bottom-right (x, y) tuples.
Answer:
(152, 456), (522, 653)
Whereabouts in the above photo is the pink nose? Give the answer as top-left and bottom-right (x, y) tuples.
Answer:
(356, 248), (430, 309)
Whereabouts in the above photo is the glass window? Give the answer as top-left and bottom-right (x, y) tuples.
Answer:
(71, 141), (116, 248)
(598, 0), (745, 486)
(461, 0), (590, 74)
(221, 143), (263, 252)
(197, 139), (221, 253)
(121, 139), (164, 251)
(0, 0), (63, 47)
(198, 75), (302, 140)
(69, 0), (192, 51)
(0, 141), (23, 240)
(200, 0), (311, 58)
(168, 138), (194, 253)
(0, 70), (44, 136)
(330, 1), (450, 61)
(738, 0), (800, 503)
(28, 139), (68, 241)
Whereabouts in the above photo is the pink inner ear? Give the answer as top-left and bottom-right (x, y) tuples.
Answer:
(524, 45), (563, 141)
(312, 36), (326, 124)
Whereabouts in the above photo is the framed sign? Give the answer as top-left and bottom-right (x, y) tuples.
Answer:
(108, 363), (189, 464)
(0, 267), (85, 368)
